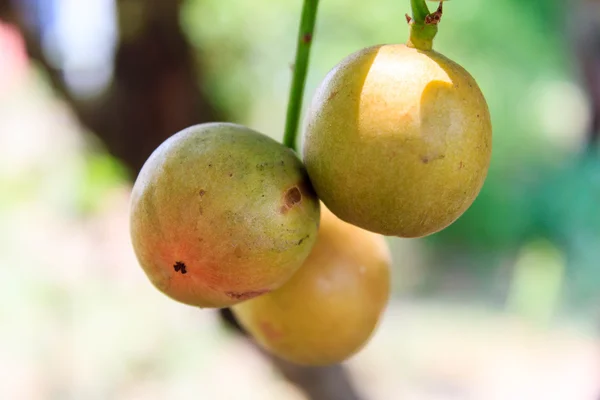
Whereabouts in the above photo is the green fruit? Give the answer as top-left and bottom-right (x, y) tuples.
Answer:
(303, 44), (492, 238)
(130, 123), (320, 308)
(232, 205), (391, 366)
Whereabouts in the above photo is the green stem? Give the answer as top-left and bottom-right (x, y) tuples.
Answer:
(283, 0), (320, 152)
(407, 0), (440, 51)
(410, 0), (431, 24)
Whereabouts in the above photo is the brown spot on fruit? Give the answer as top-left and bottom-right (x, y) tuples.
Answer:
(225, 289), (270, 301)
(280, 186), (302, 213)
(459, 161), (464, 170)
(286, 186), (302, 205)
(259, 321), (283, 341)
(421, 154), (445, 164)
(234, 246), (243, 258)
(327, 91), (339, 102)
(173, 261), (187, 274)
(199, 189), (206, 197)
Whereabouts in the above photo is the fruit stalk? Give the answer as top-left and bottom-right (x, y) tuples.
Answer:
(283, 0), (320, 152)
(407, 0), (440, 51)
(410, 0), (431, 23)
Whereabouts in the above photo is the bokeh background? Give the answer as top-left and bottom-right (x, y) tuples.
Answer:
(1, 0), (600, 399)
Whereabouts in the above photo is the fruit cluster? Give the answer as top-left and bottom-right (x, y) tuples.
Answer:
(129, 1), (491, 366)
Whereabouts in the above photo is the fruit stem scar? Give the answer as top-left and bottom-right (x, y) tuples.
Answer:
(282, 0), (320, 152)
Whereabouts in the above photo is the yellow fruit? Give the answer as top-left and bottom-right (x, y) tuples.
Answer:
(303, 44), (492, 237)
(232, 205), (391, 366)
(130, 123), (320, 308)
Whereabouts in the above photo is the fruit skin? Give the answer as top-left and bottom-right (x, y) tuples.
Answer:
(232, 205), (391, 366)
(130, 123), (320, 308)
(303, 44), (492, 238)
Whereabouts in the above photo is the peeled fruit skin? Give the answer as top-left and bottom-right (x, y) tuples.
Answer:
(130, 123), (320, 308)
(303, 44), (492, 238)
(232, 205), (391, 366)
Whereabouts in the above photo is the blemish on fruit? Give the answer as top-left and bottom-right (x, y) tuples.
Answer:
(229, 173), (233, 177)
(260, 321), (283, 341)
(173, 261), (187, 274)
(297, 235), (310, 245)
(225, 289), (270, 301)
(234, 246), (243, 258)
(280, 186), (302, 213)
(459, 161), (464, 170)
(327, 91), (339, 102)
(421, 154), (445, 164)
(199, 189), (206, 197)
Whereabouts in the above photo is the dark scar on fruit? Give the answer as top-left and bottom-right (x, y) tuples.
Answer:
(280, 186), (302, 213)
(421, 154), (445, 164)
(173, 261), (187, 274)
(225, 289), (270, 301)
(297, 234), (310, 245)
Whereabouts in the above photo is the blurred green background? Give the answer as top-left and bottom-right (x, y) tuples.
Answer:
(1, 0), (600, 399)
